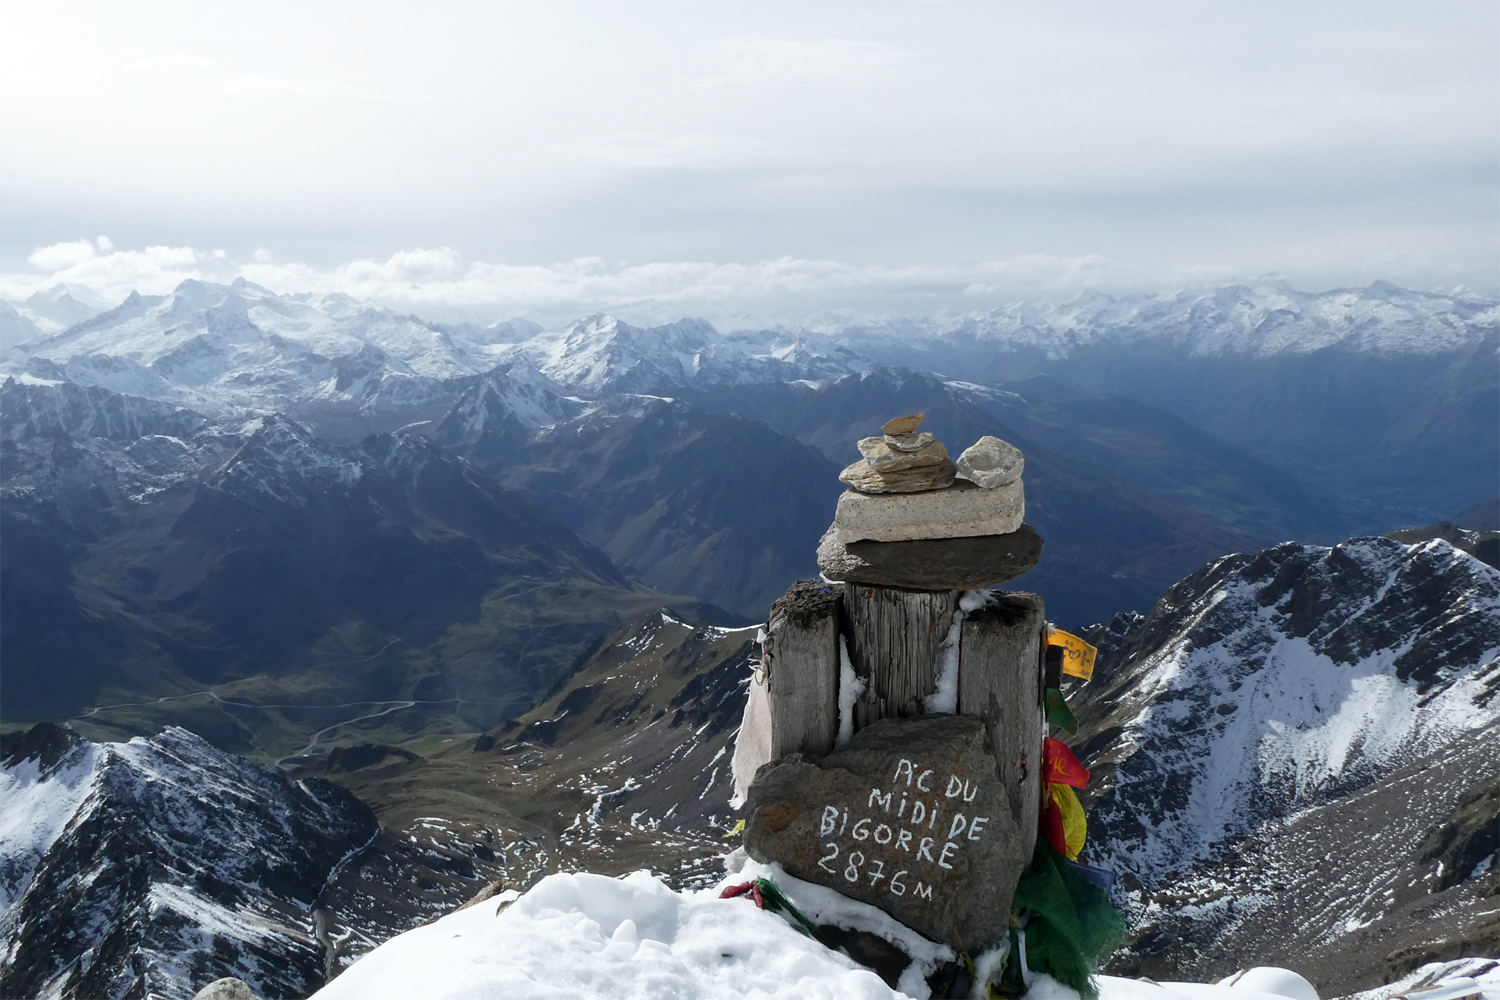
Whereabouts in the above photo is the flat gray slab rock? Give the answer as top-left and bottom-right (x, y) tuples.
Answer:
(835, 479), (1024, 543)
(856, 435), (946, 470)
(744, 715), (1024, 951)
(839, 456), (957, 494)
(817, 523), (1043, 590)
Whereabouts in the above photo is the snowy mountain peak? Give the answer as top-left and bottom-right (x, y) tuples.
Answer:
(1074, 534), (1500, 986)
(1090, 536), (1499, 880)
(213, 414), (364, 505)
(0, 723), (376, 1000)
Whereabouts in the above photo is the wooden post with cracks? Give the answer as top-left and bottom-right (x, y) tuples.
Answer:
(958, 591), (1046, 845)
(840, 584), (958, 727)
(765, 579), (842, 759)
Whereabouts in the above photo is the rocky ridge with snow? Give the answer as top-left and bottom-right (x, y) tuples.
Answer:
(0, 723), (377, 1000)
(1072, 536), (1500, 992)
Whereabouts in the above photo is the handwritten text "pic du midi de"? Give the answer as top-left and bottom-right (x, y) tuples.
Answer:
(815, 757), (991, 901)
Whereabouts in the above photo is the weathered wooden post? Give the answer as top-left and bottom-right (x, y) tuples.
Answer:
(741, 415), (1049, 961)
(958, 591), (1046, 839)
(764, 579), (841, 759)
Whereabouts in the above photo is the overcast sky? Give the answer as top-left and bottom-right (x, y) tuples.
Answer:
(3, 2), (1496, 321)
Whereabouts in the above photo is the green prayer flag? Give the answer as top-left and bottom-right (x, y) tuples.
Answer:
(1046, 688), (1078, 734)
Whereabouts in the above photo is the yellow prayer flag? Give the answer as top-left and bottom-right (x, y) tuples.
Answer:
(1047, 627), (1097, 681)
(1048, 783), (1088, 860)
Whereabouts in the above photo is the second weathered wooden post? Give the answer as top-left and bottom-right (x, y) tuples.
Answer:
(841, 584), (956, 726)
(959, 591), (1046, 843)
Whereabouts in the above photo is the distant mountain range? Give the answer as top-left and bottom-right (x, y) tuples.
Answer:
(2, 277), (1493, 725)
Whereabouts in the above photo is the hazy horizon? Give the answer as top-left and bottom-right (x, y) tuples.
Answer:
(4, 3), (1497, 323)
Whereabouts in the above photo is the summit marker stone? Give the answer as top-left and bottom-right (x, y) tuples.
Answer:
(744, 715), (1023, 950)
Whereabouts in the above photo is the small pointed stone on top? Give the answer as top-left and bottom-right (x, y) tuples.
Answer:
(881, 413), (924, 436)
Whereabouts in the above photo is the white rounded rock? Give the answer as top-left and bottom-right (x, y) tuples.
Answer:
(955, 436), (1024, 489)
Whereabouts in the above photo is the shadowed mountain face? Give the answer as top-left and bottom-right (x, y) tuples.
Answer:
(449, 396), (844, 620)
(957, 335), (1500, 533)
(1, 383), (732, 752)
(0, 724), (378, 1000)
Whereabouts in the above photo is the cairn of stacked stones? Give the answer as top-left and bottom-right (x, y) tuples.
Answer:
(816, 413), (1043, 591)
(742, 413), (1048, 950)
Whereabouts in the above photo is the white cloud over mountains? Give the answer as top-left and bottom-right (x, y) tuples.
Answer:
(1, 239), (1258, 324)
(10, 235), (1496, 329)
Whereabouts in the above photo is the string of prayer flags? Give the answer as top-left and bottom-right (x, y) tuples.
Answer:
(1041, 735), (1089, 860)
(1043, 737), (1090, 789)
(1046, 688), (1079, 733)
(1046, 626), (1098, 681)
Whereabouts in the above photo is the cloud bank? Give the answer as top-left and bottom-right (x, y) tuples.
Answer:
(0, 239), (1284, 325)
(9, 236), (1494, 329)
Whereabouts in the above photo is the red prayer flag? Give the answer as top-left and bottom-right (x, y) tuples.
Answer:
(1043, 736), (1090, 789)
(1040, 795), (1068, 856)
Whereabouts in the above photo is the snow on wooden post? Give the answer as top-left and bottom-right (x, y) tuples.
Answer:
(841, 584), (957, 727)
(766, 580), (841, 759)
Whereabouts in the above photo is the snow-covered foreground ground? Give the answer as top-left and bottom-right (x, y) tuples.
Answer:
(306, 862), (1500, 1000)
